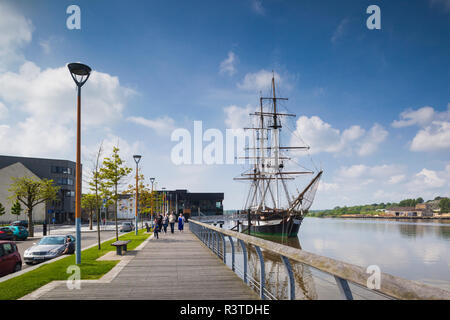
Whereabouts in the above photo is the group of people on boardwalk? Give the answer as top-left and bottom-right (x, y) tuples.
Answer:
(152, 212), (185, 239)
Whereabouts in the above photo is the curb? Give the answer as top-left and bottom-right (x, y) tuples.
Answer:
(19, 231), (154, 300)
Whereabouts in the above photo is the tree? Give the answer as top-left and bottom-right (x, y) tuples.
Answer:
(11, 200), (22, 217)
(123, 173), (153, 229)
(99, 147), (132, 240)
(87, 142), (105, 249)
(416, 197), (424, 204)
(8, 177), (59, 237)
(0, 203), (5, 217)
(81, 194), (101, 231)
(439, 198), (450, 214)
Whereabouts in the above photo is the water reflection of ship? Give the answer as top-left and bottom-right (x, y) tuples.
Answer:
(246, 237), (318, 300)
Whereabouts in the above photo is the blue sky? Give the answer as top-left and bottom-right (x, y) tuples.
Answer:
(0, 0), (449, 209)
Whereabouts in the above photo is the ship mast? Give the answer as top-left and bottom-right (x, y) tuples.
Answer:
(235, 73), (317, 213)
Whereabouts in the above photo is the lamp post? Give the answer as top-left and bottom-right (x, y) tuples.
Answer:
(150, 178), (155, 222)
(68, 62), (91, 265)
(133, 155), (142, 235)
(162, 187), (166, 214)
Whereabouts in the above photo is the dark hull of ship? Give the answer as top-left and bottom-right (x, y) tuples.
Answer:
(247, 217), (303, 238)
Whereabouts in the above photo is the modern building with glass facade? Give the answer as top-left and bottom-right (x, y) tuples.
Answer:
(0, 155), (77, 223)
(159, 189), (224, 218)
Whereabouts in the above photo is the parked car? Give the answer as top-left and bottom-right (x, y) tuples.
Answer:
(23, 234), (76, 265)
(119, 222), (134, 232)
(7, 226), (28, 241)
(10, 220), (28, 228)
(0, 227), (14, 240)
(0, 241), (22, 277)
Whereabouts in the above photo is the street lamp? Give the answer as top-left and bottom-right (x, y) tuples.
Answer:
(133, 155), (142, 235)
(68, 62), (91, 265)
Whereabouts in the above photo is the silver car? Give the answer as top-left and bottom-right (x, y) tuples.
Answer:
(23, 234), (76, 265)
(119, 222), (134, 232)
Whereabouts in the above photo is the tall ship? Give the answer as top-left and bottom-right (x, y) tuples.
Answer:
(234, 74), (322, 238)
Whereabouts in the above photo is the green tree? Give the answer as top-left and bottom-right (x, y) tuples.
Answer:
(439, 198), (450, 214)
(10, 200), (22, 217)
(8, 177), (60, 237)
(81, 194), (101, 231)
(99, 147), (132, 240)
(416, 197), (424, 204)
(0, 203), (5, 217)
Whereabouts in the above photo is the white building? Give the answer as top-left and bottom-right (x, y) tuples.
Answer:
(0, 162), (46, 223)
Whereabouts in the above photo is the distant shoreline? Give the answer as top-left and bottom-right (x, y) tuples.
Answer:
(311, 215), (450, 220)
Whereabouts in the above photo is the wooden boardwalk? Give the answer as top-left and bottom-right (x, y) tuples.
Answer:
(31, 225), (258, 300)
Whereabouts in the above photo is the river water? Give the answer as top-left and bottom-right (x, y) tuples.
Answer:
(297, 217), (450, 291)
(217, 216), (450, 299)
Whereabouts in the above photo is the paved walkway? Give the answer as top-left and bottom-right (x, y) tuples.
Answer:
(27, 225), (258, 300)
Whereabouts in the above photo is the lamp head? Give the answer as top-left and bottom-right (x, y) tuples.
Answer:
(68, 63), (91, 87)
(133, 155), (142, 164)
(150, 177), (155, 183)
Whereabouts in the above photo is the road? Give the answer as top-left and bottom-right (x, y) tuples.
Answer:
(15, 225), (121, 270)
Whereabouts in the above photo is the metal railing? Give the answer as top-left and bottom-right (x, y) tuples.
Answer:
(189, 219), (450, 300)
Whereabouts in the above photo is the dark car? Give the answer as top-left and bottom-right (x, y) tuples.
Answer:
(0, 227), (14, 240)
(10, 220), (28, 228)
(0, 241), (22, 277)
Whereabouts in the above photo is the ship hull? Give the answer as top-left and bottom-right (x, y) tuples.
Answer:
(246, 217), (303, 238)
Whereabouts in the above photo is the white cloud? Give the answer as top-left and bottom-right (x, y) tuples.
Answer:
(410, 121), (450, 151)
(318, 181), (339, 192)
(412, 168), (446, 188)
(0, 61), (133, 127)
(388, 174), (406, 184)
(358, 124), (388, 156)
(331, 18), (349, 44)
(391, 106), (436, 128)
(0, 2), (33, 71)
(429, 0), (450, 12)
(223, 105), (254, 129)
(290, 116), (388, 156)
(0, 102), (7, 120)
(219, 51), (237, 76)
(237, 69), (282, 92)
(337, 164), (403, 181)
(250, 0), (265, 15)
(127, 116), (176, 136)
(393, 104), (450, 152)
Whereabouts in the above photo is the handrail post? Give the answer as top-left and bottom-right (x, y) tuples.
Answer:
(220, 234), (226, 263)
(281, 255), (295, 300)
(254, 245), (265, 300)
(228, 236), (235, 271)
(238, 239), (248, 284)
(216, 231), (220, 257)
(334, 276), (354, 300)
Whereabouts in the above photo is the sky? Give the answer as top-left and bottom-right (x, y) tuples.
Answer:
(0, 0), (449, 210)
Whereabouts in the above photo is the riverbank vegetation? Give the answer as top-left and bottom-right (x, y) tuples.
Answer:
(309, 196), (449, 217)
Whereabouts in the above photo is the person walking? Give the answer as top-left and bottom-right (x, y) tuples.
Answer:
(169, 212), (176, 234)
(157, 214), (163, 236)
(178, 213), (185, 232)
(162, 213), (169, 234)
(153, 217), (159, 239)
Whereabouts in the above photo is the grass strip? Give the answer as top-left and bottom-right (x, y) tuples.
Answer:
(0, 229), (150, 300)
